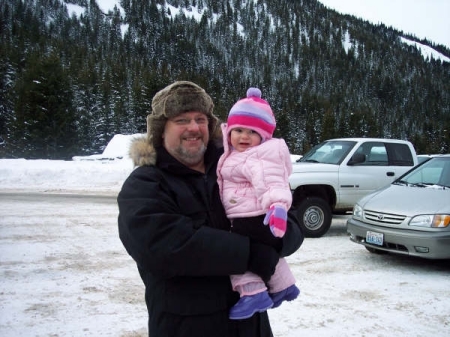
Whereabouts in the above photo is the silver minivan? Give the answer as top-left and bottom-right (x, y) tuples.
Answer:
(347, 155), (450, 259)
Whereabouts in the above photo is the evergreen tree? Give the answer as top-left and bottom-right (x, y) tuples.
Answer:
(0, 0), (449, 159)
(13, 52), (78, 159)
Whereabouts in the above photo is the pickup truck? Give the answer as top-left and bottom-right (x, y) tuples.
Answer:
(289, 138), (418, 237)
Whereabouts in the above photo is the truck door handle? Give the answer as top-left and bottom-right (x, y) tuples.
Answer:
(386, 172), (395, 176)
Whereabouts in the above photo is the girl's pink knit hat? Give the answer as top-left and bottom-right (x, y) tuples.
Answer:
(227, 87), (276, 141)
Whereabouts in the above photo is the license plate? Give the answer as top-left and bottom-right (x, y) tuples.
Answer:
(366, 231), (384, 246)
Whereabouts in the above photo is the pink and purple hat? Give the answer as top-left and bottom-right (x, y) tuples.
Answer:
(227, 87), (276, 141)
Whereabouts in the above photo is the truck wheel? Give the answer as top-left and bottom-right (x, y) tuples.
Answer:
(295, 197), (332, 238)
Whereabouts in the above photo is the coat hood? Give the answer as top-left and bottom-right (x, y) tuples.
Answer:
(129, 135), (157, 167)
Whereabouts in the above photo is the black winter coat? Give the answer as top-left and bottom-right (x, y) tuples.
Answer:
(117, 140), (303, 337)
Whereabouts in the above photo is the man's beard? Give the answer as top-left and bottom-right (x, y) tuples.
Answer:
(174, 143), (207, 166)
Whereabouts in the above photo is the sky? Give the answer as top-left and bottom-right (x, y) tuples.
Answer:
(1, 135), (449, 336)
(318, 0), (450, 48)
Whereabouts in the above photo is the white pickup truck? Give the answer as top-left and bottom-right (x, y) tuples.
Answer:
(289, 138), (418, 237)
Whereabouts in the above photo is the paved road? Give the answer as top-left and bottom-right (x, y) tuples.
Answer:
(0, 191), (117, 203)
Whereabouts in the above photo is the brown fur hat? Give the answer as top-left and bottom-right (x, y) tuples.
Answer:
(147, 81), (219, 148)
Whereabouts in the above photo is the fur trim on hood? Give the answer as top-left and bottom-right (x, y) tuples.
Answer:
(129, 135), (157, 167)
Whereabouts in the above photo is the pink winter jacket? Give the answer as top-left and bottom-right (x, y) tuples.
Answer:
(217, 124), (293, 219)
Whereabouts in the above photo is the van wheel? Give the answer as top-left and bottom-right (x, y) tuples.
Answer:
(295, 197), (332, 238)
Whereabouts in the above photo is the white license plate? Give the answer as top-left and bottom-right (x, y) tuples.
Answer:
(366, 231), (384, 246)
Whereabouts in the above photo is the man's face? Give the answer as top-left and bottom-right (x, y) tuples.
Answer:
(163, 111), (210, 170)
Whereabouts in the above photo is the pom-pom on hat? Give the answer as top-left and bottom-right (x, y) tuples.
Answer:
(227, 87), (276, 141)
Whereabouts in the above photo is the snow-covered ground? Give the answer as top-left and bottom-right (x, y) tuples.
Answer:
(0, 136), (449, 336)
(0, 134), (139, 195)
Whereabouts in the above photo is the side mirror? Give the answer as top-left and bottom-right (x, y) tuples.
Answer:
(348, 153), (366, 165)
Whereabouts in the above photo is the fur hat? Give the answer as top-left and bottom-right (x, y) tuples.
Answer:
(226, 87), (276, 141)
(147, 81), (218, 147)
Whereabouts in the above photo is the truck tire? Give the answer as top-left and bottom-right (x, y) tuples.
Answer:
(295, 197), (332, 238)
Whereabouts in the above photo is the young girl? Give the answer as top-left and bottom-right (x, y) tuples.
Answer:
(217, 87), (300, 320)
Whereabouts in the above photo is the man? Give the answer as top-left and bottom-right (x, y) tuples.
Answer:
(117, 81), (303, 337)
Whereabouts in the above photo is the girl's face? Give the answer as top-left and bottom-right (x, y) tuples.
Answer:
(230, 127), (262, 152)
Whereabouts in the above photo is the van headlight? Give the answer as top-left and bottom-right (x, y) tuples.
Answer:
(409, 214), (450, 228)
(353, 204), (363, 219)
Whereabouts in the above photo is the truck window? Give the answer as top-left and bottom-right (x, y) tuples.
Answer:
(354, 142), (387, 166)
(385, 143), (414, 166)
(354, 142), (414, 166)
(367, 146), (388, 165)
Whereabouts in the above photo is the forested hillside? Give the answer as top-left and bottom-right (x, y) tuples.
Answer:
(1, 0), (449, 159)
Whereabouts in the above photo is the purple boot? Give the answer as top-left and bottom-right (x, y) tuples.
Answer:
(270, 284), (300, 308)
(229, 291), (274, 320)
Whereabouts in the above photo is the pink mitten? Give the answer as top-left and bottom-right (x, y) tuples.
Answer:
(263, 205), (287, 238)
